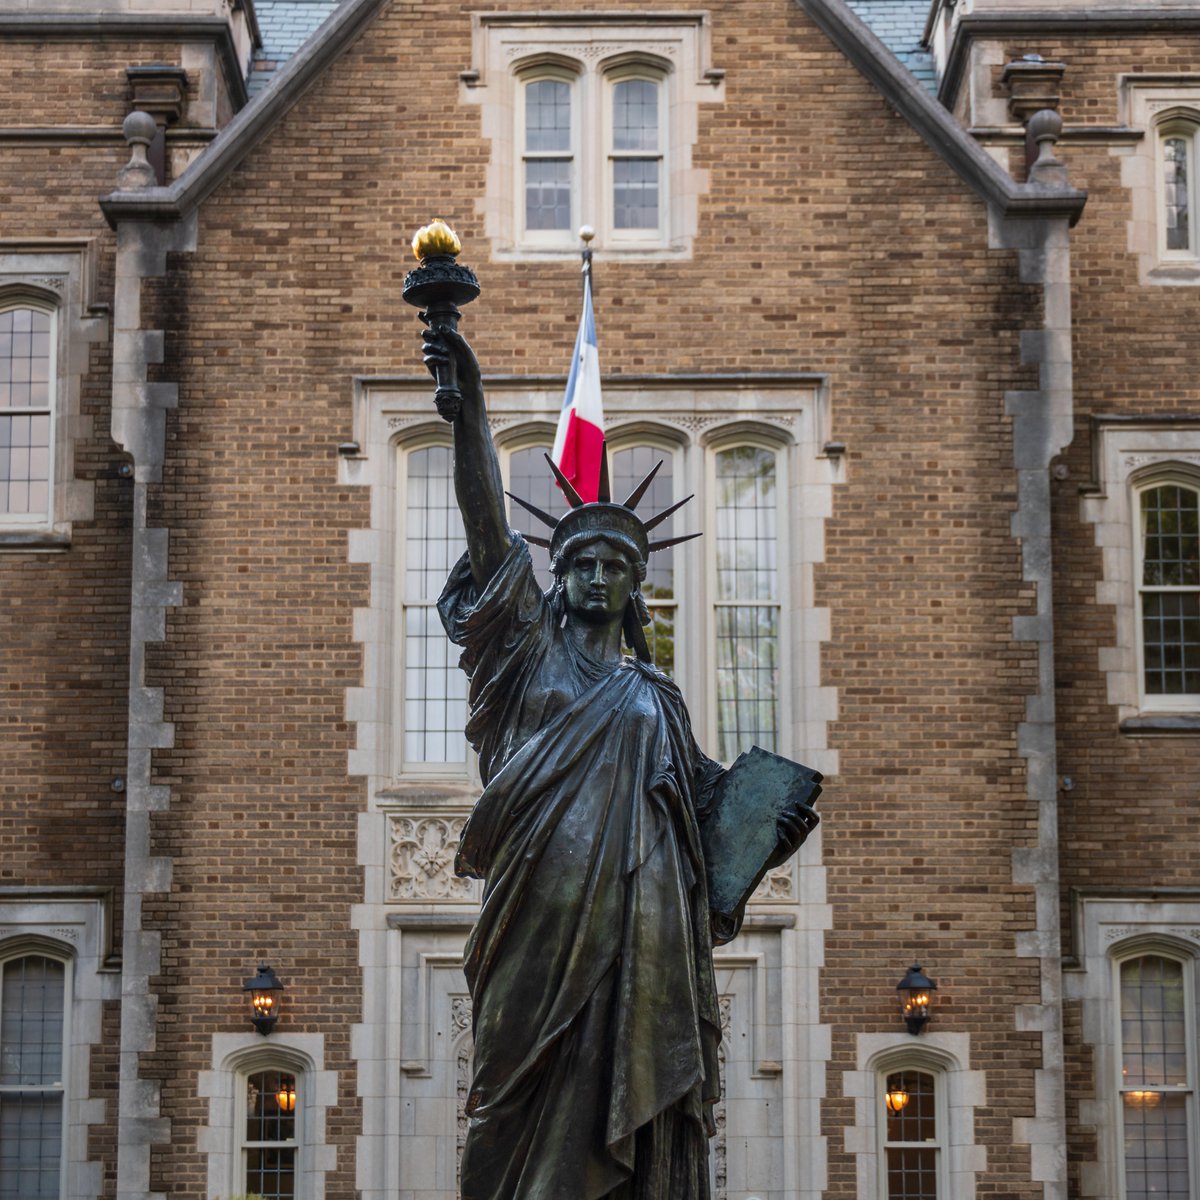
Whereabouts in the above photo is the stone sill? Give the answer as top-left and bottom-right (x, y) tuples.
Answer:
(1119, 714), (1200, 736)
(0, 530), (70, 552)
(1147, 264), (1200, 286)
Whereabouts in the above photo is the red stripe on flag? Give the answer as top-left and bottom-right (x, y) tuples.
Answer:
(559, 411), (605, 503)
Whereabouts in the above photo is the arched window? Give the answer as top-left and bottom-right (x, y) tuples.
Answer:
(521, 72), (576, 239)
(608, 73), (665, 239)
(1116, 952), (1195, 1200)
(1160, 118), (1199, 259)
(241, 1066), (300, 1200)
(881, 1067), (943, 1199)
(0, 301), (56, 524)
(398, 442), (468, 771)
(1136, 477), (1200, 703)
(712, 443), (782, 761)
(0, 951), (68, 1200)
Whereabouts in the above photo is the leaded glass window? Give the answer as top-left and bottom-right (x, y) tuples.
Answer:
(613, 444), (675, 674)
(0, 306), (54, 521)
(1163, 132), (1195, 255)
(0, 954), (66, 1200)
(243, 1068), (298, 1200)
(1119, 955), (1193, 1200)
(1139, 482), (1200, 698)
(507, 442), (563, 585)
(401, 445), (468, 767)
(610, 78), (661, 231)
(524, 78), (573, 233)
(714, 445), (780, 762)
(883, 1069), (939, 1200)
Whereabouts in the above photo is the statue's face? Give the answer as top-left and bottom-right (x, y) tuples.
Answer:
(563, 539), (635, 625)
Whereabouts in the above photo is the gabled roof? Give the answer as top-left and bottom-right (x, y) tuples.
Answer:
(248, 0), (345, 98)
(845, 0), (936, 91)
(100, 0), (1084, 229)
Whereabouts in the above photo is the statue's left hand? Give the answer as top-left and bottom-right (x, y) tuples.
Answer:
(766, 798), (820, 870)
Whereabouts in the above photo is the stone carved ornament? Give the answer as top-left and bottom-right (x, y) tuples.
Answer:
(389, 815), (480, 902)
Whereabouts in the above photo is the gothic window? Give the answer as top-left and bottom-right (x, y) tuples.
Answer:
(881, 1068), (943, 1200)
(241, 1067), (300, 1200)
(1137, 479), (1200, 704)
(0, 302), (55, 526)
(1117, 953), (1194, 1200)
(398, 442), (469, 771)
(608, 73), (665, 240)
(521, 72), (577, 239)
(713, 443), (782, 762)
(1161, 120), (1199, 260)
(0, 952), (67, 1200)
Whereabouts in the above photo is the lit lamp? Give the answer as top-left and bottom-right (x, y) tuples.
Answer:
(897, 964), (936, 1035)
(885, 1083), (910, 1113)
(275, 1081), (297, 1113)
(244, 964), (285, 1036)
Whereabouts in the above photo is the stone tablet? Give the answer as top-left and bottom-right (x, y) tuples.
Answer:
(702, 745), (823, 919)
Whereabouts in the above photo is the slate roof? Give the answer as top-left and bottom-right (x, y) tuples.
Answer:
(249, 0), (346, 97)
(843, 0), (936, 91)
(246, 0), (936, 98)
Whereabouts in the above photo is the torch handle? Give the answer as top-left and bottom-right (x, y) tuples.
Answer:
(423, 301), (463, 422)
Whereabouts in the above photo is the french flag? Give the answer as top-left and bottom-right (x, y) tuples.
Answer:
(551, 271), (605, 503)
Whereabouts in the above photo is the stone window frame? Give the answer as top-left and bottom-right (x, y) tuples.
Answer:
(1064, 892), (1200, 1199)
(0, 889), (118, 1200)
(1080, 417), (1200, 732)
(460, 12), (725, 261)
(0, 242), (106, 551)
(846, 1033), (985, 1200)
(1115, 79), (1200, 286)
(198, 1033), (338, 1200)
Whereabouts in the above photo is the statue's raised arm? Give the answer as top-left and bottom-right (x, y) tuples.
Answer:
(422, 327), (513, 588)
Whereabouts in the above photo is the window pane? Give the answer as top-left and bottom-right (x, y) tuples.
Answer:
(1, 957), (64, 1086)
(613, 159), (659, 230)
(525, 159), (571, 231)
(1164, 136), (1191, 253)
(525, 79), (570, 153)
(403, 447), (468, 765)
(884, 1070), (937, 1143)
(1121, 956), (1188, 1087)
(886, 1147), (938, 1200)
(0, 1092), (62, 1200)
(1142, 485), (1200, 588)
(715, 447), (777, 601)
(614, 446), (676, 672)
(0, 308), (51, 412)
(715, 605), (778, 760)
(1142, 593), (1200, 696)
(613, 79), (658, 152)
(1124, 1092), (1191, 1200)
(508, 444), (562, 585)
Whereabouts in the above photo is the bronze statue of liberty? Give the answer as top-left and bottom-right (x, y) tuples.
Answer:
(418, 248), (818, 1200)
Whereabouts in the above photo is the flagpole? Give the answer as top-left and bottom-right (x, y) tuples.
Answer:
(579, 223), (594, 295)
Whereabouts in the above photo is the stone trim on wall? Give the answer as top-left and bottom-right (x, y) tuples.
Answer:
(988, 204), (1077, 1200)
(108, 214), (196, 1200)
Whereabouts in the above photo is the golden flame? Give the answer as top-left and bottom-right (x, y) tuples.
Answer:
(412, 219), (462, 261)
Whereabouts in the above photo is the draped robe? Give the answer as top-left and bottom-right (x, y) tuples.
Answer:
(438, 537), (725, 1200)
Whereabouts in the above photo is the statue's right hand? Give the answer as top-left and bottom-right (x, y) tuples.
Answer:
(421, 325), (481, 393)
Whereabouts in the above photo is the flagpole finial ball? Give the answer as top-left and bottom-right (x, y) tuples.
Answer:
(579, 225), (596, 244)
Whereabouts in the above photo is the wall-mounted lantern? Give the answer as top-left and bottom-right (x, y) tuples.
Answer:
(243, 964), (285, 1036)
(896, 964), (936, 1035)
(885, 1083), (911, 1113)
(275, 1080), (297, 1113)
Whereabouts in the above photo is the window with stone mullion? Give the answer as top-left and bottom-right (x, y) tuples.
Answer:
(1139, 483), (1200, 699)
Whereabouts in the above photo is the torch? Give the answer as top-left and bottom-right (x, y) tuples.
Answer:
(402, 219), (480, 421)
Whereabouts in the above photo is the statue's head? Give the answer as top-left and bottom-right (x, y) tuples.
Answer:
(508, 448), (699, 658)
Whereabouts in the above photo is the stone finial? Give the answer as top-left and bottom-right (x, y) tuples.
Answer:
(117, 110), (158, 191)
(1001, 55), (1066, 124)
(1027, 108), (1068, 187)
